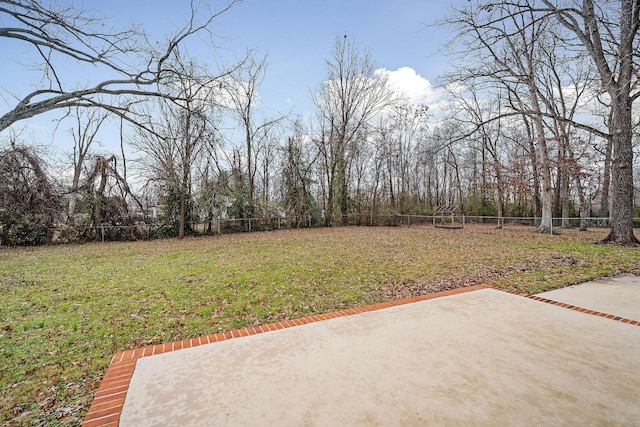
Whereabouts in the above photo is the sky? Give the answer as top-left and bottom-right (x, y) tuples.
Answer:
(208, 0), (459, 115)
(0, 0), (465, 155)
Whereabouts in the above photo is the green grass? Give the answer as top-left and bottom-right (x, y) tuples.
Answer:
(1, 225), (638, 425)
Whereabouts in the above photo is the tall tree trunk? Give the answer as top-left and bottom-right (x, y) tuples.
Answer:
(94, 159), (108, 241)
(554, 155), (562, 219)
(526, 124), (542, 219)
(601, 135), (612, 218)
(536, 136), (554, 234)
(179, 112), (191, 240)
(246, 124), (254, 215)
(529, 89), (554, 234)
(559, 128), (571, 228)
(325, 165), (335, 227)
(68, 160), (83, 218)
(520, 114), (542, 221)
(603, 95), (638, 243)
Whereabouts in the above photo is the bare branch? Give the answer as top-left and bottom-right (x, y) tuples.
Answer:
(0, 0), (243, 133)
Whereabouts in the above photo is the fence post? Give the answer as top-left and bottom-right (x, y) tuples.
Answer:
(101, 224), (105, 243)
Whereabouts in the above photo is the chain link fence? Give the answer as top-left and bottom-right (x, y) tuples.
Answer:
(34, 214), (640, 244)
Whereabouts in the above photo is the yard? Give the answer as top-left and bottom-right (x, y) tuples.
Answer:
(1, 224), (639, 425)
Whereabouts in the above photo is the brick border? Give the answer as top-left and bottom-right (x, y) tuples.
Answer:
(497, 287), (640, 326)
(82, 284), (489, 426)
(82, 283), (640, 426)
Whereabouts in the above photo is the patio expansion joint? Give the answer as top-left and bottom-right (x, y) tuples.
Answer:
(81, 283), (490, 426)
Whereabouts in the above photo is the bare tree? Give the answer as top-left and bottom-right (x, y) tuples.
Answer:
(223, 51), (287, 216)
(133, 55), (218, 238)
(312, 35), (396, 225)
(281, 121), (319, 222)
(67, 108), (109, 217)
(0, 0), (241, 133)
(539, 0), (639, 244)
(450, 83), (509, 221)
(445, 2), (560, 233)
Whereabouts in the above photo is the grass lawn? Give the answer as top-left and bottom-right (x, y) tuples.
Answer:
(1, 224), (638, 425)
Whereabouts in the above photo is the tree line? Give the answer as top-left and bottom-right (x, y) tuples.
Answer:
(0, 0), (638, 245)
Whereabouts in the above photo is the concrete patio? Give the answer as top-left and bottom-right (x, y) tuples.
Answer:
(83, 275), (640, 426)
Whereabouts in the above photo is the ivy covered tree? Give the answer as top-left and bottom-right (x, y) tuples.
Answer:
(0, 146), (60, 245)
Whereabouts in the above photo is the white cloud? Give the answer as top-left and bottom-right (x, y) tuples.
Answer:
(376, 67), (446, 107)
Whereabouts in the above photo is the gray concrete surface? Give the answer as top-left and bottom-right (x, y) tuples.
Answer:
(538, 273), (640, 320)
(119, 278), (640, 426)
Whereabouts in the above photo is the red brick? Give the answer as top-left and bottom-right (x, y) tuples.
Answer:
(103, 365), (135, 380)
(85, 397), (125, 414)
(94, 384), (129, 399)
(82, 412), (120, 426)
(85, 422), (119, 427)
(88, 390), (127, 407)
(120, 350), (135, 361)
(83, 403), (124, 422)
(97, 377), (130, 393)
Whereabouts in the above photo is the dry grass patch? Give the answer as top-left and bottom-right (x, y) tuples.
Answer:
(1, 224), (638, 425)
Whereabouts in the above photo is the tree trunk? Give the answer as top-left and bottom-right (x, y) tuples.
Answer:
(325, 167), (335, 227)
(246, 124), (254, 215)
(529, 89), (554, 234)
(94, 160), (108, 241)
(68, 161), (83, 218)
(602, 95), (638, 244)
(178, 112), (191, 240)
(601, 135), (612, 218)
